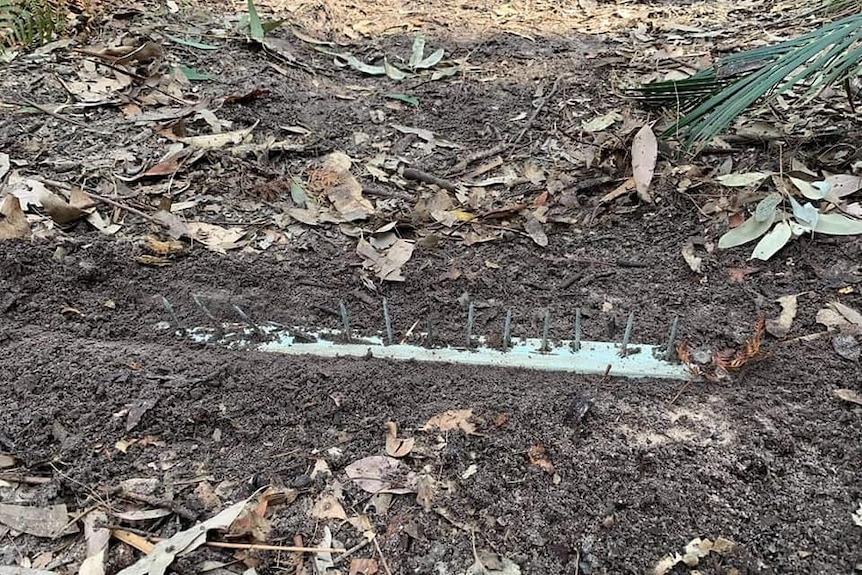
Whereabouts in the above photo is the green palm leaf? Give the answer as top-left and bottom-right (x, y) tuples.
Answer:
(640, 10), (862, 150)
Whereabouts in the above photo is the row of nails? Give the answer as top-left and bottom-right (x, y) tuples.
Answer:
(341, 299), (679, 360)
(164, 295), (679, 361)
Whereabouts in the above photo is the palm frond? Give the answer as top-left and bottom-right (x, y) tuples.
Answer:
(639, 10), (862, 151)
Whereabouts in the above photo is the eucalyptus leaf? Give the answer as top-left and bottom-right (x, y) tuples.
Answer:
(813, 212), (862, 235)
(715, 172), (771, 187)
(789, 176), (828, 200)
(755, 192), (782, 222)
(431, 66), (459, 81)
(384, 58), (408, 80)
(385, 93), (419, 106)
(416, 48), (445, 69)
(751, 221), (792, 260)
(409, 36), (426, 68)
(340, 54), (386, 75)
(718, 210), (776, 249)
(789, 196), (818, 228)
(290, 176), (307, 208)
(165, 35), (220, 50)
(247, 0), (264, 41)
(178, 65), (215, 81)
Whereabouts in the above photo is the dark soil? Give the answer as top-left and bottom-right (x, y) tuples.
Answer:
(1, 1), (861, 574)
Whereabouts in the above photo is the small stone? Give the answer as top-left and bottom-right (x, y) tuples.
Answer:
(601, 514), (616, 529)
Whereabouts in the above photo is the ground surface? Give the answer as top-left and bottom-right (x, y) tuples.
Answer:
(1, 1), (861, 574)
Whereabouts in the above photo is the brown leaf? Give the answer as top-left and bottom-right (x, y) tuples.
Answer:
(528, 443), (554, 473)
(0, 195), (30, 240)
(384, 421), (415, 458)
(833, 388), (862, 405)
(311, 494), (347, 520)
(420, 409), (479, 435)
(524, 217), (548, 247)
(631, 123), (657, 203)
(344, 456), (414, 494)
(349, 558), (379, 575)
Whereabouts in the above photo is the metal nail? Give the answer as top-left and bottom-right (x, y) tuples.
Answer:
(665, 315), (679, 361)
(339, 301), (351, 342)
(620, 312), (634, 356)
(573, 308), (581, 352)
(541, 309), (551, 352)
(382, 298), (393, 345)
(503, 308), (512, 351)
(233, 304), (263, 336)
(426, 316), (434, 348)
(466, 302), (474, 348)
(159, 295), (183, 331)
(192, 294), (217, 323)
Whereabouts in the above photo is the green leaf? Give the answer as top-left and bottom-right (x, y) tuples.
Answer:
(718, 210), (776, 249)
(789, 196), (819, 228)
(178, 65), (215, 81)
(755, 192), (782, 222)
(813, 212), (862, 235)
(385, 93), (419, 106)
(715, 172), (771, 187)
(416, 48), (444, 69)
(751, 221), (792, 260)
(431, 66), (459, 81)
(290, 176), (307, 208)
(409, 35), (426, 68)
(339, 54), (386, 75)
(384, 58), (408, 80)
(247, 0), (264, 41)
(165, 35), (220, 50)
(262, 19), (285, 34)
(789, 176), (829, 200)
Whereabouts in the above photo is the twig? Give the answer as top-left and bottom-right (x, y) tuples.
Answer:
(14, 99), (114, 136)
(332, 539), (371, 565)
(206, 541), (347, 554)
(373, 536), (394, 575)
(668, 379), (694, 405)
(118, 491), (197, 522)
(449, 142), (509, 175)
(81, 190), (161, 225)
(0, 473), (53, 485)
(402, 168), (458, 192)
(511, 75), (564, 147)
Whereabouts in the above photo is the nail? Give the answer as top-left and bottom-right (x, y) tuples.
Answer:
(573, 308), (581, 352)
(339, 301), (351, 342)
(503, 308), (512, 351)
(192, 294), (217, 323)
(426, 315), (434, 347)
(621, 312), (634, 356)
(665, 315), (679, 361)
(466, 302), (474, 348)
(159, 295), (183, 331)
(382, 298), (393, 345)
(233, 304), (263, 336)
(541, 309), (551, 352)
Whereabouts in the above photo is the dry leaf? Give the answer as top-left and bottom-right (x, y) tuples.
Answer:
(0, 195), (29, 240)
(528, 443), (554, 473)
(186, 222), (246, 253)
(631, 123), (657, 203)
(384, 421), (415, 458)
(79, 512), (110, 575)
(349, 558), (379, 575)
(311, 494), (348, 520)
(524, 217), (547, 247)
(357, 238), (415, 282)
(179, 121), (258, 149)
(420, 409), (479, 435)
(0, 504), (76, 538)
(681, 242), (702, 274)
(344, 456), (414, 494)
(765, 294), (798, 339)
(313, 152), (375, 221)
(833, 388), (862, 405)
(599, 176), (635, 203)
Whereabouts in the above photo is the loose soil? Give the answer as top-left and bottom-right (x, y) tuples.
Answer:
(1, 1), (861, 574)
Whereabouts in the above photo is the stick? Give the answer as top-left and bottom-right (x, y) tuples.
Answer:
(332, 539), (371, 565)
(15, 99), (114, 136)
(119, 491), (197, 522)
(511, 75), (563, 147)
(402, 168), (458, 192)
(373, 536), (394, 575)
(449, 142), (510, 175)
(205, 541), (346, 553)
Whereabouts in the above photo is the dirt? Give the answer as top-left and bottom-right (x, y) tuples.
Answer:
(2, 1), (862, 574)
